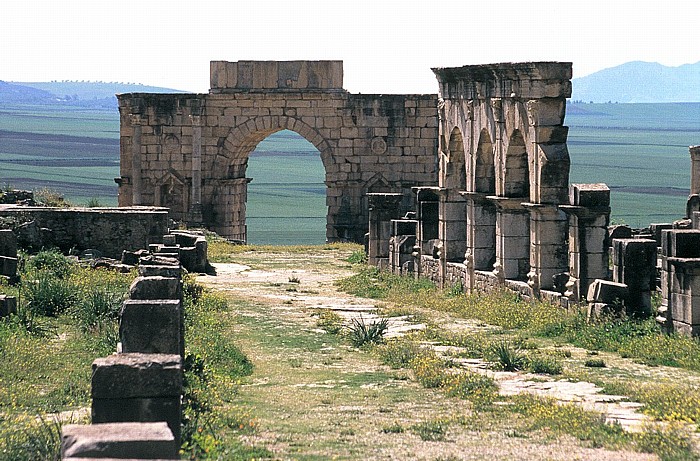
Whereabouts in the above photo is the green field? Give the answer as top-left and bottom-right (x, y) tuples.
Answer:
(0, 102), (697, 243)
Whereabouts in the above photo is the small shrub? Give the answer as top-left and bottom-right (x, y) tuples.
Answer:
(85, 197), (102, 208)
(35, 187), (71, 207)
(347, 316), (389, 347)
(489, 341), (527, 372)
(27, 250), (75, 279)
(381, 422), (405, 434)
(410, 420), (448, 441)
(410, 352), (448, 388)
(346, 250), (367, 265)
(288, 275), (300, 284)
(316, 309), (344, 335)
(443, 371), (498, 406)
(528, 355), (563, 375)
(25, 272), (77, 317)
(378, 339), (423, 369)
(584, 358), (606, 368)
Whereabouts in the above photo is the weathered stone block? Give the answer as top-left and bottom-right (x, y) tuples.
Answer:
(0, 295), (17, 317)
(0, 229), (17, 257)
(91, 353), (183, 443)
(61, 422), (179, 459)
(129, 276), (182, 301)
(91, 353), (182, 399)
(0, 256), (17, 278)
(119, 299), (182, 355)
(138, 264), (183, 279)
(586, 279), (629, 305)
(569, 183), (610, 208)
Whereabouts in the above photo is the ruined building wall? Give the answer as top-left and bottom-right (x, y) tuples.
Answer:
(427, 62), (573, 293)
(117, 61), (438, 243)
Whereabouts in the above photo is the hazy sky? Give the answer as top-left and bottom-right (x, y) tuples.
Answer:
(3, 0), (698, 94)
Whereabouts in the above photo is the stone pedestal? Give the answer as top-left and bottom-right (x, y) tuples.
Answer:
(367, 193), (403, 267)
(660, 229), (700, 336)
(91, 354), (183, 445)
(612, 238), (657, 317)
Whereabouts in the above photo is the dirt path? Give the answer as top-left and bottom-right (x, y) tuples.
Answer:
(197, 249), (670, 460)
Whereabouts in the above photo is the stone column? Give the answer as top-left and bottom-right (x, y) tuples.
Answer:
(661, 230), (700, 336)
(612, 238), (657, 317)
(492, 197), (530, 281)
(439, 190), (467, 263)
(560, 183), (611, 301)
(526, 204), (568, 292)
(189, 115), (203, 225)
(131, 115), (143, 206)
(690, 146), (700, 195)
(462, 191), (497, 270)
(367, 193), (403, 268)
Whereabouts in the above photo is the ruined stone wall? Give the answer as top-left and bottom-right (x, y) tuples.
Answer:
(0, 207), (168, 258)
(117, 61), (438, 243)
(429, 62), (573, 292)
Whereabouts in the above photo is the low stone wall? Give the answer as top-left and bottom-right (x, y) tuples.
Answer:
(445, 262), (466, 289)
(419, 255), (440, 284)
(0, 206), (168, 259)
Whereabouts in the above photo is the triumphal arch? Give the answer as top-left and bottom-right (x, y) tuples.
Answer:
(116, 61), (439, 242)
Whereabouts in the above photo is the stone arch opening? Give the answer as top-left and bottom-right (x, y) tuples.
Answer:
(496, 129), (531, 280)
(246, 130), (326, 245)
(440, 127), (467, 262)
(446, 127), (466, 191)
(504, 129), (529, 198)
(204, 116), (335, 243)
(475, 129), (495, 194)
(469, 129), (497, 270)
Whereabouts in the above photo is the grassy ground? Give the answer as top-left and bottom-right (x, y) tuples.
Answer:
(193, 243), (700, 460)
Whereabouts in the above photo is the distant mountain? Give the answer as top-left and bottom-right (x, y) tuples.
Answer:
(572, 61), (700, 103)
(0, 81), (188, 109)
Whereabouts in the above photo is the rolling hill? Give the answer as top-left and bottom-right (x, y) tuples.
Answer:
(0, 81), (188, 109)
(572, 61), (700, 103)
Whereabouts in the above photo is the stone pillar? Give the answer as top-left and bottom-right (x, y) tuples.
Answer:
(463, 193), (497, 271)
(612, 238), (657, 317)
(561, 183), (611, 300)
(492, 197), (530, 281)
(526, 204), (568, 291)
(367, 193), (403, 268)
(91, 354), (183, 445)
(414, 187), (441, 255)
(189, 115), (203, 225)
(131, 116), (143, 206)
(690, 146), (700, 195)
(439, 190), (467, 263)
(389, 219), (417, 275)
(660, 230), (700, 336)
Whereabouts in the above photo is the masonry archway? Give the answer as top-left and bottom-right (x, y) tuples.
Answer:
(205, 116), (334, 243)
(117, 60), (440, 244)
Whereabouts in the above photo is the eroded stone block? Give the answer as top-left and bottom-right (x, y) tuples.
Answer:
(119, 299), (182, 355)
(61, 422), (178, 459)
(129, 276), (182, 301)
